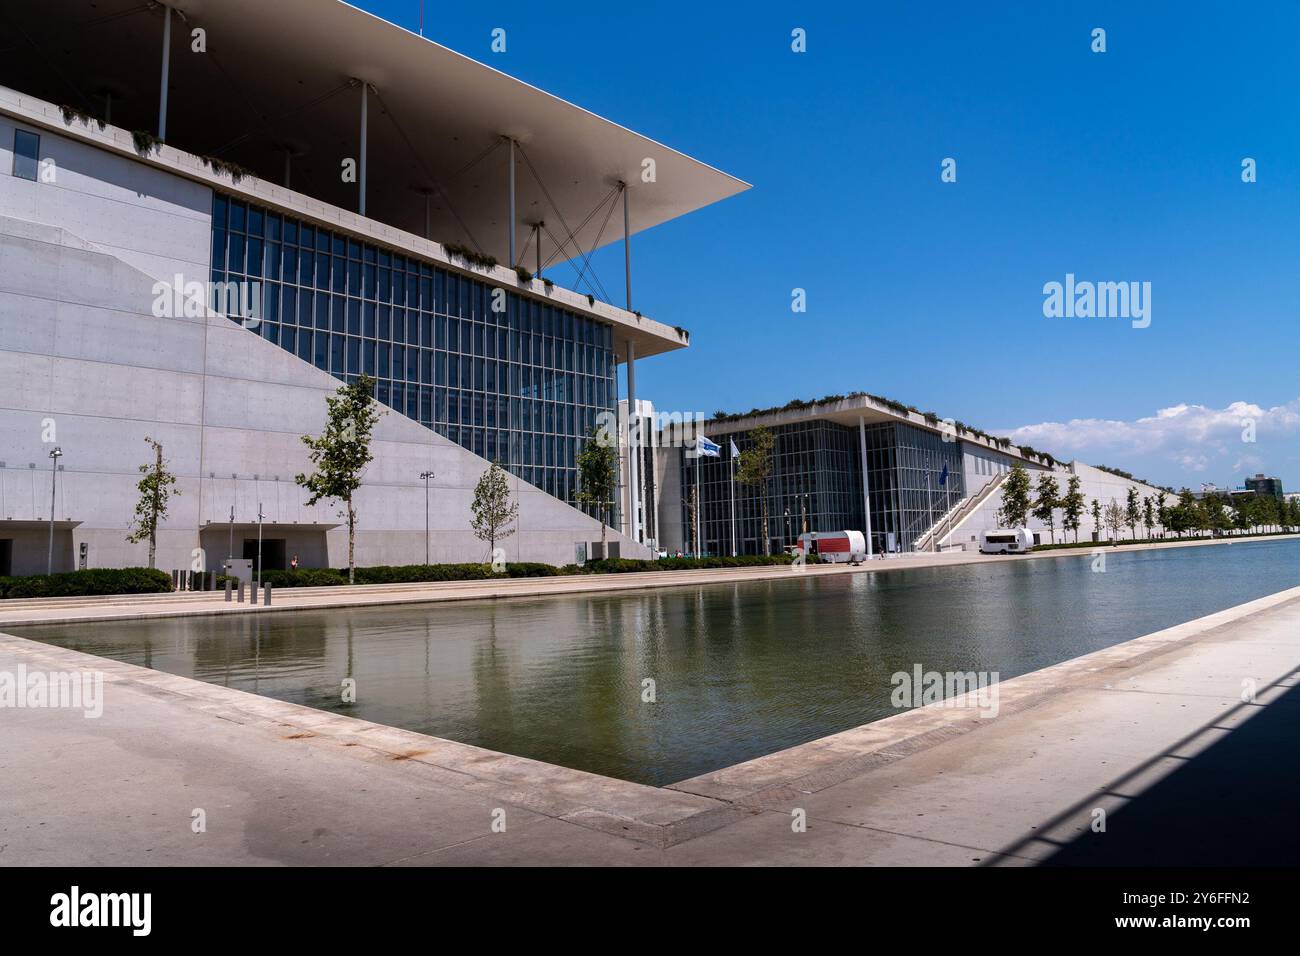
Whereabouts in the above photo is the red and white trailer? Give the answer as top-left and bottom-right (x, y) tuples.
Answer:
(795, 530), (867, 563)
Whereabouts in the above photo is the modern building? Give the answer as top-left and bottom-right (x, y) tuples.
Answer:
(0, 1), (746, 575)
(1244, 474), (1285, 500)
(655, 393), (1173, 555)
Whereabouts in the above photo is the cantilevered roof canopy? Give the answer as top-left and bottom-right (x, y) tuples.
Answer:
(0, 0), (749, 280)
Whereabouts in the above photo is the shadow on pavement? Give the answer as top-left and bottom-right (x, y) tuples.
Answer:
(1008, 669), (1300, 866)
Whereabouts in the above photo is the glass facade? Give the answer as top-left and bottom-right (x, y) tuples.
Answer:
(209, 193), (618, 505)
(681, 420), (966, 555)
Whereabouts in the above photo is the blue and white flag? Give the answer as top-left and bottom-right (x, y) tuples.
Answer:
(697, 435), (721, 458)
(729, 439), (740, 458)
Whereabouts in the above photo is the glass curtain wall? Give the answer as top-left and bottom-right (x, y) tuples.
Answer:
(681, 419), (967, 556)
(209, 193), (618, 506)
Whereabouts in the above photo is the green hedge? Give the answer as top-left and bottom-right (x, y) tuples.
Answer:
(0, 567), (172, 600)
(0, 554), (815, 598)
(258, 562), (567, 589)
(581, 554), (809, 574)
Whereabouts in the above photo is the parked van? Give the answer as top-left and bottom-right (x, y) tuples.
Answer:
(979, 528), (1034, 554)
(796, 530), (867, 563)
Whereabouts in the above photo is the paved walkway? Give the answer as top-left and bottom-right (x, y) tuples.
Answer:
(2, 582), (1297, 866)
(2, 534), (1293, 628)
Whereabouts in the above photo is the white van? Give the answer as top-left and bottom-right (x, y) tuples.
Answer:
(979, 528), (1034, 555)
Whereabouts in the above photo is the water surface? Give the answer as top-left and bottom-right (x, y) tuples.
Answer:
(14, 539), (1299, 785)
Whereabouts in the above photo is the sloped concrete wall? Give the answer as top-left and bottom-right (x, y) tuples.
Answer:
(0, 124), (645, 572)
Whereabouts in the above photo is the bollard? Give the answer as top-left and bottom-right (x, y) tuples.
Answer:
(208, 570), (216, 592)
(237, 580), (245, 603)
(250, 580), (259, 604)
(171, 569), (179, 591)
(224, 579), (232, 602)
(263, 581), (272, 606)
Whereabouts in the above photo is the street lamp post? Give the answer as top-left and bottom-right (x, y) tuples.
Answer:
(47, 447), (62, 574)
(419, 471), (435, 565)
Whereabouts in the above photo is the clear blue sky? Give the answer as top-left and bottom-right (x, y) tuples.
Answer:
(357, 0), (1300, 491)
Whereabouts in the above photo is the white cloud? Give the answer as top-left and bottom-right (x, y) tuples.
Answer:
(1001, 398), (1300, 485)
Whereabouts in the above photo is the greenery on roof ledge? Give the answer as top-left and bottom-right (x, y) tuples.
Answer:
(707, 391), (1063, 467)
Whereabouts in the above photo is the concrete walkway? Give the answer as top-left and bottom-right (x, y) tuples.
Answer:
(2, 581), (1297, 866)
(2, 533), (1293, 628)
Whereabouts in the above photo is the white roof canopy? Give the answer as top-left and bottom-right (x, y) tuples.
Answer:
(1, 0), (749, 276)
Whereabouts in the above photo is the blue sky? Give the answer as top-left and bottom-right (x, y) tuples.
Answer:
(357, 1), (1300, 490)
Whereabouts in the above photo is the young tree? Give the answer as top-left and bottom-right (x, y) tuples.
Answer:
(1090, 498), (1103, 541)
(470, 460), (519, 561)
(1032, 473), (1060, 544)
(1155, 491), (1169, 535)
(295, 373), (383, 584)
(736, 426), (775, 555)
(126, 436), (179, 569)
(1142, 495), (1155, 539)
(1061, 476), (1085, 544)
(1104, 498), (1126, 543)
(574, 425), (618, 558)
(1125, 487), (1141, 539)
(999, 463), (1032, 528)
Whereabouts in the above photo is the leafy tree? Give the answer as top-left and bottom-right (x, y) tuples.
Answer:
(125, 436), (179, 569)
(999, 463), (1032, 528)
(574, 425), (618, 557)
(1061, 475), (1085, 544)
(470, 460), (519, 560)
(296, 373), (383, 584)
(1090, 498), (1103, 541)
(1104, 499), (1126, 543)
(1032, 473), (1060, 543)
(1166, 488), (1200, 536)
(1142, 495), (1155, 538)
(1125, 487), (1141, 539)
(1155, 491), (1169, 531)
(736, 426), (775, 555)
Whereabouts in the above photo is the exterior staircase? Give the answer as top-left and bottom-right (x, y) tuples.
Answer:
(913, 471), (1009, 552)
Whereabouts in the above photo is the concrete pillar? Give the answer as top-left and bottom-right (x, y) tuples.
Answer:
(157, 4), (171, 140)
(859, 416), (874, 559)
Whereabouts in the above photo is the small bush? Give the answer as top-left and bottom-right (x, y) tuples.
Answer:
(0, 567), (172, 600)
(259, 568), (348, 589)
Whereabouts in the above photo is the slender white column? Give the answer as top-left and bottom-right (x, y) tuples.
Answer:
(859, 416), (874, 558)
(359, 83), (368, 216)
(507, 139), (516, 266)
(158, 5), (171, 139)
(623, 184), (632, 311)
(626, 342), (638, 544)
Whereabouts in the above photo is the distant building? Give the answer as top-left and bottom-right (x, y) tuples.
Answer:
(654, 394), (1168, 556)
(1245, 474), (1285, 500)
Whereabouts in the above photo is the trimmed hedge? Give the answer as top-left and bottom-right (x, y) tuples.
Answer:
(0, 567), (172, 600)
(581, 554), (810, 574)
(0, 555), (816, 598)
(258, 562), (568, 589)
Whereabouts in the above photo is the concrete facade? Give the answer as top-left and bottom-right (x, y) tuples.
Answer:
(0, 110), (649, 574)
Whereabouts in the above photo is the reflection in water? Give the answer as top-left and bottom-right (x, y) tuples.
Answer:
(17, 539), (1300, 785)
